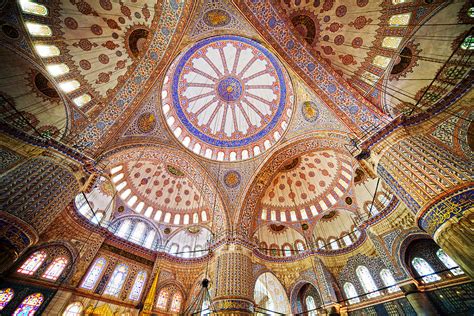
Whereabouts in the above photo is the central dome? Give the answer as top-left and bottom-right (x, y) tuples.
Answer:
(162, 35), (294, 161)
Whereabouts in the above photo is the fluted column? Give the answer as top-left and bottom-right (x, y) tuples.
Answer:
(0, 156), (80, 259)
(211, 244), (255, 314)
(371, 131), (473, 278)
(400, 281), (439, 316)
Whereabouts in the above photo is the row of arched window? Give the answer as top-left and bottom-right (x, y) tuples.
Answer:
(343, 250), (464, 304)
(81, 257), (148, 301)
(316, 229), (362, 251)
(0, 289), (43, 315)
(17, 251), (68, 281)
(113, 219), (157, 249)
(156, 286), (183, 313)
(168, 243), (207, 258)
(343, 267), (400, 304)
(259, 240), (305, 257)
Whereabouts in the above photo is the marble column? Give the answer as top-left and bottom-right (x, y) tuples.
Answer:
(371, 131), (473, 278)
(400, 282), (439, 316)
(211, 244), (255, 315)
(0, 156), (80, 265)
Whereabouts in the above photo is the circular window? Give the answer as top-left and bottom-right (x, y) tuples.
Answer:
(161, 35), (294, 161)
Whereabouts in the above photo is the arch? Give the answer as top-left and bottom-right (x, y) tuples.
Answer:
(289, 281), (322, 315)
(254, 272), (290, 314)
(63, 302), (83, 316)
(104, 264), (129, 297)
(42, 256), (68, 281)
(0, 288), (14, 311)
(129, 271), (147, 301)
(17, 251), (47, 275)
(13, 293), (44, 316)
(343, 282), (360, 304)
(155, 282), (186, 313)
(81, 257), (107, 290)
(436, 249), (464, 276)
(411, 257), (440, 283)
(356, 266), (380, 298)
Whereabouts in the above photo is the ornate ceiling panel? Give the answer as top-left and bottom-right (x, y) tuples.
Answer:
(260, 150), (352, 216)
(162, 35), (294, 161)
(104, 147), (228, 230)
(55, 0), (161, 100)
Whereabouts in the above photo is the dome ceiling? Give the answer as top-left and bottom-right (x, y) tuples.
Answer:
(105, 147), (225, 227)
(162, 35), (294, 161)
(260, 149), (352, 222)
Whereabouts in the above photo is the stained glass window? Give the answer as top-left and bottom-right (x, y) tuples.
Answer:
(373, 55), (391, 68)
(461, 36), (474, 50)
(13, 293), (44, 316)
(19, 0), (48, 16)
(156, 289), (169, 310)
(42, 257), (68, 280)
(17, 251), (47, 275)
(62, 302), (83, 316)
(380, 269), (400, 293)
(104, 264), (129, 297)
(317, 239), (325, 250)
(170, 292), (182, 312)
(436, 249), (464, 276)
(343, 282), (360, 304)
(81, 257), (106, 290)
(0, 288), (14, 310)
(283, 245), (292, 257)
(356, 266), (380, 298)
(129, 271), (147, 301)
(305, 296), (316, 316)
(411, 257), (441, 283)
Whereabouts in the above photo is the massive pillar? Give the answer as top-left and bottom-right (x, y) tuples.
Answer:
(400, 281), (439, 316)
(211, 244), (255, 314)
(0, 156), (80, 269)
(370, 130), (473, 278)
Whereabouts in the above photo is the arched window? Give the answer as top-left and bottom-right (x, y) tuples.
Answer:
(343, 283), (360, 304)
(170, 292), (182, 312)
(116, 220), (131, 238)
(182, 246), (191, 258)
(0, 288), (14, 311)
(367, 203), (379, 215)
(63, 302), (83, 316)
(42, 257), (68, 281)
(283, 245), (292, 257)
(195, 245), (203, 257)
(295, 241), (305, 253)
(380, 269), (400, 293)
(17, 251), (47, 275)
(411, 257), (440, 283)
(129, 271), (147, 301)
(436, 249), (464, 276)
(317, 239), (325, 250)
(305, 296), (317, 316)
(130, 222), (146, 244)
(143, 230), (156, 249)
(343, 234), (353, 247)
(329, 238), (339, 250)
(13, 293), (44, 316)
(104, 264), (129, 296)
(91, 212), (103, 225)
(169, 244), (179, 255)
(156, 288), (169, 310)
(81, 257), (106, 290)
(356, 266), (380, 298)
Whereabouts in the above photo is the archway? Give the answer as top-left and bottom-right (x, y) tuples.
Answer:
(254, 272), (290, 315)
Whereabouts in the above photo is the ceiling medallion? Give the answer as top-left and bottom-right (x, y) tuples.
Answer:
(301, 101), (319, 122)
(187, 226), (201, 234)
(223, 170), (241, 188)
(162, 35), (294, 161)
(203, 9), (231, 27)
